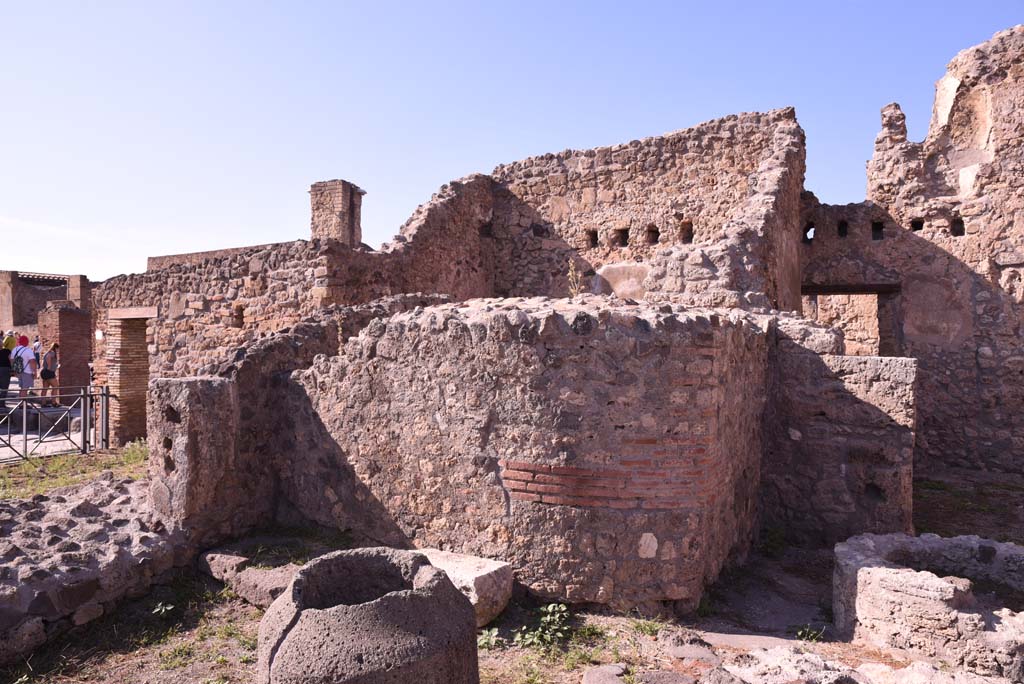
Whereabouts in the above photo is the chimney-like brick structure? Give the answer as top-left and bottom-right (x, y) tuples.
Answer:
(67, 275), (91, 313)
(310, 179), (365, 247)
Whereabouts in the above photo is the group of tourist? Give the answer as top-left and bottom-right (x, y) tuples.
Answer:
(1, 331), (60, 407)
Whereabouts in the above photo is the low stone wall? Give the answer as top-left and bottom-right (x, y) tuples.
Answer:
(145, 294), (453, 549)
(142, 296), (920, 611)
(762, 347), (917, 545)
(834, 533), (1024, 680)
(0, 475), (185, 665)
(275, 297), (769, 610)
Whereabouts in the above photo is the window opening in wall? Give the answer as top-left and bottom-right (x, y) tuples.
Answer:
(586, 230), (599, 248)
(910, 219), (924, 232)
(614, 228), (629, 247)
(801, 292), (881, 356)
(645, 225), (660, 244)
(679, 220), (694, 244)
(951, 217), (965, 237)
(802, 222), (815, 244)
(478, 222), (493, 238)
(871, 221), (884, 241)
(838, 220), (849, 238)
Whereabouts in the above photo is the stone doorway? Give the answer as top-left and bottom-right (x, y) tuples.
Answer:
(105, 307), (156, 445)
(802, 284), (902, 357)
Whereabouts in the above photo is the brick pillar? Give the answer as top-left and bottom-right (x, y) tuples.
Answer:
(310, 179), (364, 246)
(107, 318), (149, 445)
(67, 276), (91, 313)
(37, 303), (91, 389)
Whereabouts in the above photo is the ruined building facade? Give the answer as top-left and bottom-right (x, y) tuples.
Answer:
(6, 27), (1023, 612)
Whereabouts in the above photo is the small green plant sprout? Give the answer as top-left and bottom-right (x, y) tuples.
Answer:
(477, 627), (505, 650)
(630, 617), (662, 637)
(567, 259), (585, 297)
(794, 624), (825, 642)
(512, 603), (571, 648)
(571, 622), (607, 644)
(159, 642), (196, 670)
(151, 601), (175, 617)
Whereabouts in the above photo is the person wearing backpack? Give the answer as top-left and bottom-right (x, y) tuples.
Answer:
(10, 336), (38, 398)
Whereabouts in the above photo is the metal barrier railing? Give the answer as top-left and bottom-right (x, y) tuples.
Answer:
(0, 386), (110, 463)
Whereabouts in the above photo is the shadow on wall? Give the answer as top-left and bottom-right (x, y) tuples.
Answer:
(800, 197), (1024, 476)
(487, 184), (599, 299)
(762, 336), (917, 547)
(272, 397), (412, 548)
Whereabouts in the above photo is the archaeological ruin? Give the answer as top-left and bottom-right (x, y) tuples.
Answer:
(3, 24), (1024, 684)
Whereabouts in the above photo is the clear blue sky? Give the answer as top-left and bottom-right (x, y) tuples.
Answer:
(1, 2), (1020, 280)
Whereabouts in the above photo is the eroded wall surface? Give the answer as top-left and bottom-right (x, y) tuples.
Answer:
(281, 299), (769, 609)
(764, 340), (917, 545)
(491, 109), (806, 310)
(801, 26), (1024, 475)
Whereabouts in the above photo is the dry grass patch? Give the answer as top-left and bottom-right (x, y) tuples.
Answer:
(0, 440), (148, 499)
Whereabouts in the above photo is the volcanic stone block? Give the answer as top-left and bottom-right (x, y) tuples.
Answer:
(257, 548), (478, 684)
(148, 377), (270, 549)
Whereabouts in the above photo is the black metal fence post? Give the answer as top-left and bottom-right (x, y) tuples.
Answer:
(80, 388), (89, 454)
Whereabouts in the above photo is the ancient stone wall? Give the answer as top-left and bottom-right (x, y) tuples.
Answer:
(146, 242), (293, 271)
(490, 109), (806, 310)
(145, 294), (452, 548)
(269, 298), (768, 610)
(91, 240), (331, 391)
(801, 26), (1024, 475)
(763, 334), (917, 545)
(0, 272), (67, 339)
(801, 293), (880, 356)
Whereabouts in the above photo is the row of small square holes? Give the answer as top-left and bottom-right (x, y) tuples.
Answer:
(803, 218), (965, 243)
(587, 221), (695, 248)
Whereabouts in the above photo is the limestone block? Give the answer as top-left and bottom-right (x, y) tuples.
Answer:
(198, 548), (298, 609)
(834, 533), (1024, 680)
(419, 548), (513, 626)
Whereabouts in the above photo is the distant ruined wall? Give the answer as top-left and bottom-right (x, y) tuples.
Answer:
(490, 109), (806, 310)
(146, 242), (292, 271)
(92, 240), (332, 392)
(801, 26), (1024, 475)
(0, 271), (65, 332)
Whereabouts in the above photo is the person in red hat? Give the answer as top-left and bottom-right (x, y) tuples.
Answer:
(10, 335), (38, 398)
